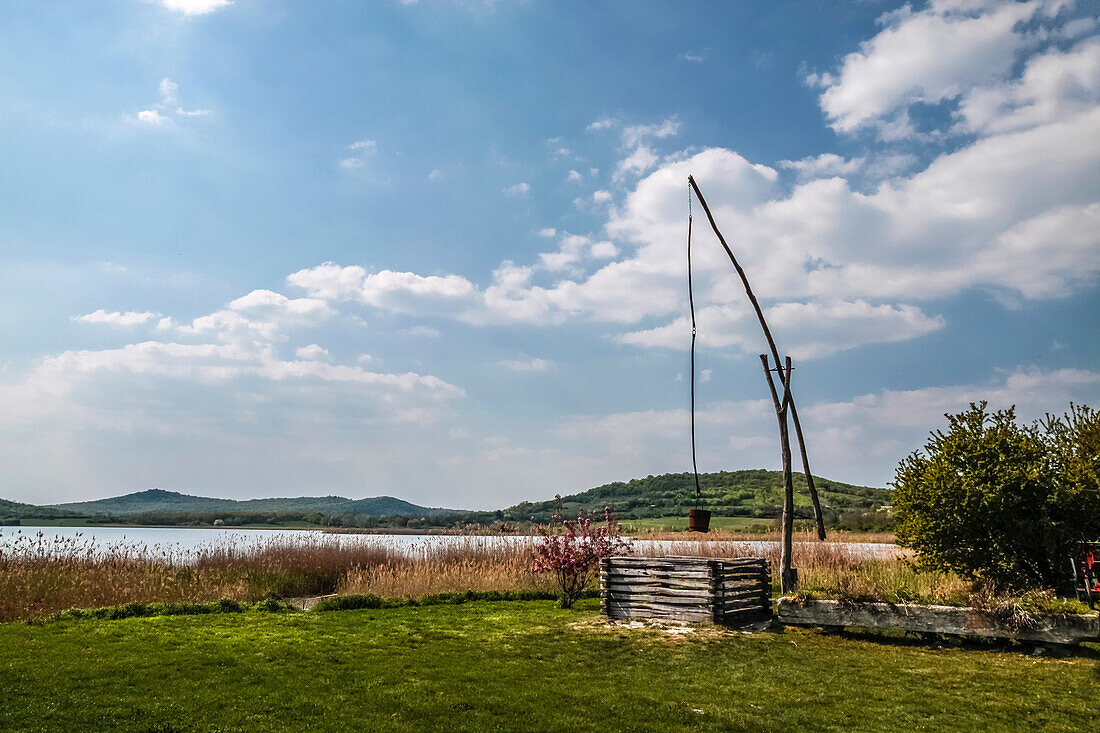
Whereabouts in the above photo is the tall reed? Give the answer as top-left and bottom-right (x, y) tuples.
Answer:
(3, 529), (1074, 622)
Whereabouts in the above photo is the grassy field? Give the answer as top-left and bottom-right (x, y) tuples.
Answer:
(620, 515), (774, 532)
(0, 600), (1096, 732)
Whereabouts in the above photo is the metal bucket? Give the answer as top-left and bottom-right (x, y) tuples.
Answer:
(688, 509), (711, 533)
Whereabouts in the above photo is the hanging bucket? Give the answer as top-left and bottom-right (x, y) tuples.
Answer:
(688, 509), (711, 533)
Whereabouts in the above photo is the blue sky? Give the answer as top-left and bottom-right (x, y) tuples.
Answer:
(2, 0), (1099, 508)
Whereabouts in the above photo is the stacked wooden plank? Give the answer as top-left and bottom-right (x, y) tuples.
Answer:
(600, 555), (771, 626)
(776, 599), (1100, 646)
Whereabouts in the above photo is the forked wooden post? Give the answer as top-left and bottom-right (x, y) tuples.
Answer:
(761, 354), (796, 592)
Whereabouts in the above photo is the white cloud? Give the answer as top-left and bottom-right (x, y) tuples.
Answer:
(586, 116), (618, 131)
(592, 189), (613, 204)
(614, 145), (659, 179)
(406, 325), (442, 338)
(618, 300), (944, 360)
(956, 36), (1100, 135)
(612, 116), (682, 180)
(590, 240), (619, 259)
(502, 182), (531, 197)
(0, 278), (467, 502)
(295, 344), (330, 361)
(285, 16), (1100, 363)
(535, 233), (618, 273)
(621, 118), (681, 148)
(428, 168), (443, 181)
(815, 0), (1042, 136)
(537, 228), (557, 238)
(779, 153), (865, 181)
(566, 169), (583, 182)
(169, 289), (334, 346)
(126, 77), (209, 126)
(498, 357), (552, 372)
(135, 109), (168, 125)
(74, 310), (158, 327)
(286, 99), (1100, 359)
(559, 367), (1100, 487)
(682, 52), (705, 63)
(339, 139), (377, 169)
(158, 0), (232, 15)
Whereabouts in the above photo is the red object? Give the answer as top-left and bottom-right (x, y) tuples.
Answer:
(1075, 542), (1100, 608)
(688, 509), (711, 533)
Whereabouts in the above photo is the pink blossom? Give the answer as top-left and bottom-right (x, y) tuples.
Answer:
(530, 501), (631, 608)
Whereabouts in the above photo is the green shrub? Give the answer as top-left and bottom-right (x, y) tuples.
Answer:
(893, 402), (1100, 592)
(312, 589), (572, 613)
(39, 599), (247, 622)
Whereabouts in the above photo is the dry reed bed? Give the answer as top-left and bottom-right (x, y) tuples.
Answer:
(3, 529), (1066, 622)
(0, 532), (551, 622)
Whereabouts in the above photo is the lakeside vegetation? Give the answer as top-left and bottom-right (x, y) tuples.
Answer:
(2, 600), (1095, 732)
(3, 530), (1092, 624)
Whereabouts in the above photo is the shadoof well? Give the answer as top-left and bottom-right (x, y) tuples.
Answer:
(683, 175), (826, 593)
(601, 176), (828, 625)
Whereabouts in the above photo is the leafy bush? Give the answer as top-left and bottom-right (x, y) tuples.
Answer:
(530, 499), (630, 608)
(893, 402), (1100, 592)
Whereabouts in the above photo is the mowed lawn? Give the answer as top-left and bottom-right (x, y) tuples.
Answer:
(1, 600), (1096, 732)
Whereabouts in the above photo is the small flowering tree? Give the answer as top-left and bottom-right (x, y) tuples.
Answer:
(530, 496), (631, 608)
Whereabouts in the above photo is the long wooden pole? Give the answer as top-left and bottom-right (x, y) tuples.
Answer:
(687, 175), (827, 542)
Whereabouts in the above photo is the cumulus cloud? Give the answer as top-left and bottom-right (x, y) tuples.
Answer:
(813, 0), (1043, 136)
(502, 182), (531, 197)
(779, 153), (865, 181)
(74, 310), (158, 327)
(956, 36), (1100, 135)
(612, 117), (682, 181)
(0, 281), (466, 501)
(295, 344), (330, 361)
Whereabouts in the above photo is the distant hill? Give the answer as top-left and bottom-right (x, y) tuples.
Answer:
(2, 470), (890, 527)
(0, 498), (77, 520)
(503, 469), (891, 522)
(39, 489), (441, 518)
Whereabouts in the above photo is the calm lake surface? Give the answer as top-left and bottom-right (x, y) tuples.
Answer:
(0, 525), (903, 559)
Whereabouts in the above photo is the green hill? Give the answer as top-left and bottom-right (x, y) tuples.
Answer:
(42, 489), (440, 518)
(0, 498), (76, 520)
(503, 469), (891, 522)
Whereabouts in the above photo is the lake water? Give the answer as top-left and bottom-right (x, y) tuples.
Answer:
(0, 525), (903, 560)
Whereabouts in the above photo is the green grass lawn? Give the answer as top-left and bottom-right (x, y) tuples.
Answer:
(1, 600), (1096, 732)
